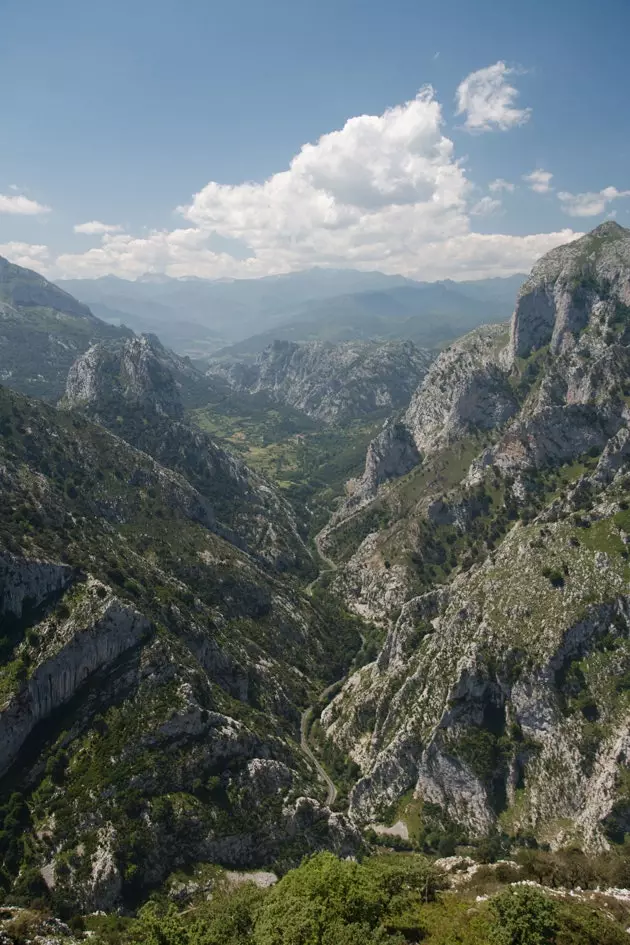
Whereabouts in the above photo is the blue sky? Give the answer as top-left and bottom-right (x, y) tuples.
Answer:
(1, 0), (629, 281)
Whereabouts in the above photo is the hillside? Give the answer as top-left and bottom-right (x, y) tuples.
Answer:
(315, 222), (630, 850)
(0, 256), (130, 401)
(207, 339), (434, 424)
(0, 350), (371, 910)
(2, 234), (630, 936)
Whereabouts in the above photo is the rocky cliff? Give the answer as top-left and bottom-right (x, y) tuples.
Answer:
(0, 577), (150, 777)
(207, 339), (433, 424)
(318, 223), (630, 850)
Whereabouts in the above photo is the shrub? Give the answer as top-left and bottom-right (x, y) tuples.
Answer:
(489, 886), (558, 945)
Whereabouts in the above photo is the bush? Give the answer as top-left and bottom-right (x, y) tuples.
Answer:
(489, 886), (558, 944)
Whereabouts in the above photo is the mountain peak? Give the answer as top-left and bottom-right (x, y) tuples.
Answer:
(589, 220), (629, 239)
(64, 335), (184, 420)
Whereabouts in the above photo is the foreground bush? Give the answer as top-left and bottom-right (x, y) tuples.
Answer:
(121, 852), (629, 945)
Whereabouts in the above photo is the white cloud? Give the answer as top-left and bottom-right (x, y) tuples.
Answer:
(470, 196), (502, 216)
(0, 242), (50, 269)
(47, 86), (581, 283)
(0, 193), (51, 215)
(488, 178), (515, 193)
(414, 230), (583, 280)
(74, 220), (123, 235)
(558, 186), (630, 218)
(523, 169), (553, 193)
(455, 62), (531, 133)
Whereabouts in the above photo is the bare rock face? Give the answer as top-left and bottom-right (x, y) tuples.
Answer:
(64, 335), (184, 419)
(328, 322), (516, 527)
(207, 339), (434, 424)
(403, 323), (517, 455)
(0, 551), (75, 620)
(510, 221), (630, 360)
(343, 420), (421, 511)
(324, 477), (630, 847)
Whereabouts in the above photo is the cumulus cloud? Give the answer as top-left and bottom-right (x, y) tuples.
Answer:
(470, 196), (502, 216)
(0, 242), (50, 269)
(46, 85), (581, 282)
(558, 186), (630, 218)
(74, 220), (123, 235)
(523, 169), (553, 193)
(0, 193), (51, 215)
(455, 62), (531, 133)
(488, 178), (515, 193)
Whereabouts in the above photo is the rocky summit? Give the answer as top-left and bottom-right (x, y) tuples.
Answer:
(1, 226), (630, 941)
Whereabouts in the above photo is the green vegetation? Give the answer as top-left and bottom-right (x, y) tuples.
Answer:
(50, 850), (628, 945)
(192, 401), (382, 535)
(0, 383), (365, 907)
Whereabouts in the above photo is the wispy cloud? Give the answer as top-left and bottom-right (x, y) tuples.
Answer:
(456, 62), (531, 133)
(523, 169), (553, 193)
(558, 186), (630, 217)
(488, 178), (515, 193)
(74, 221), (123, 235)
(470, 196), (502, 216)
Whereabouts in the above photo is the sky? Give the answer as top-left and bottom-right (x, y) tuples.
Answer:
(1, 0), (629, 283)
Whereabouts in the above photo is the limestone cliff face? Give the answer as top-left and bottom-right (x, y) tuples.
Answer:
(340, 420), (421, 514)
(471, 224), (630, 478)
(64, 335), (184, 419)
(403, 324), (516, 455)
(510, 221), (630, 360)
(327, 324), (515, 522)
(0, 577), (150, 777)
(207, 339), (433, 424)
(0, 551), (75, 619)
(318, 225), (630, 849)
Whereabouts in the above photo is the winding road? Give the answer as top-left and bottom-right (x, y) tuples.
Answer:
(305, 531), (338, 596)
(300, 703), (338, 807)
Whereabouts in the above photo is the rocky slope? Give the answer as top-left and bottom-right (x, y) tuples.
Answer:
(207, 339), (433, 424)
(318, 223), (630, 850)
(0, 256), (129, 401)
(0, 372), (363, 910)
(62, 335), (309, 571)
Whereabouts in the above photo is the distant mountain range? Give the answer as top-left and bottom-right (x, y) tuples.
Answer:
(57, 269), (525, 359)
